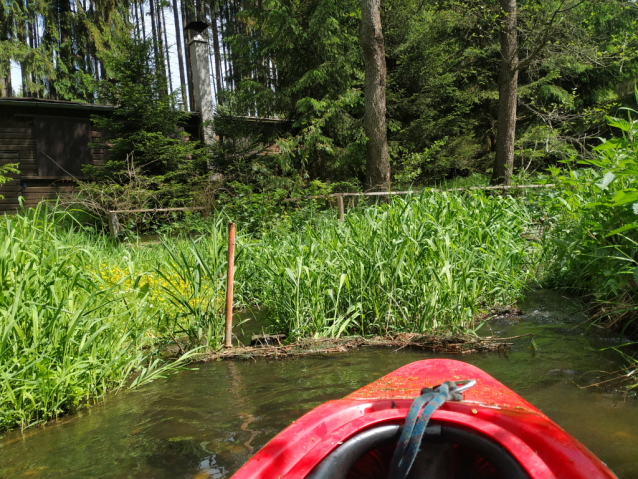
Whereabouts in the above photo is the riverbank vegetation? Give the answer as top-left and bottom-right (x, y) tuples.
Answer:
(3, 105), (638, 430)
(1, 189), (541, 430)
(2, 0), (638, 432)
(537, 94), (638, 384)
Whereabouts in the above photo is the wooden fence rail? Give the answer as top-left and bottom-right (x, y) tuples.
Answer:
(107, 183), (556, 238)
(283, 183), (556, 221)
(283, 183), (555, 202)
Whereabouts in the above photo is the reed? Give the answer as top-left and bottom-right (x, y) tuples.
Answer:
(0, 191), (539, 430)
(248, 191), (539, 337)
(0, 205), (207, 430)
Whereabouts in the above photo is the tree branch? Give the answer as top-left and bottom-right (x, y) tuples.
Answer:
(515, 0), (587, 73)
(515, 0), (566, 72)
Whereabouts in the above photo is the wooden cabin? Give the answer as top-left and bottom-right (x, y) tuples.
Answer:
(0, 98), (286, 214)
(0, 98), (201, 213)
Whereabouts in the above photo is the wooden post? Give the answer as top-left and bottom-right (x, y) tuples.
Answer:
(225, 222), (236, 348)
(108, 212), (120, 240)
(337, 195), (344, 222)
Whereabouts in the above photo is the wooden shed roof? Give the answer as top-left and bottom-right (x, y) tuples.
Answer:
(0, 97), (116, 112)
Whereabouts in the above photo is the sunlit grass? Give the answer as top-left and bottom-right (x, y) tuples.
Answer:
(1, 190), (541, 430)
(249, 191), (540, 337)
(0, 205), (227, 431)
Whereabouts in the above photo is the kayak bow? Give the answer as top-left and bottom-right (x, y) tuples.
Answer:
(231, 359), (617, 479)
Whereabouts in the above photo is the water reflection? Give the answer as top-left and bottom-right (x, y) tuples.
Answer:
(1, 290), (637, 478)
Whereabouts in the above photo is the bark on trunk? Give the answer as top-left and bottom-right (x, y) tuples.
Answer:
(182, 0), (196, 110)
(161, 7), (173, 95)
(28, 13), (36, 95)
(211, 2), (223, 94)
(148, 0), (160, 68)
(195, 0), (205, 22)
(223, 0), (234, 90)
(18, 15), (28, 96)
(172, 0), (188, 109)
(221, 1), (230, 90)
(491, 0), (518, 186)
(360, 0), (390, 192)
(134, 1), (141, 39)
(140, 0), (147, 39)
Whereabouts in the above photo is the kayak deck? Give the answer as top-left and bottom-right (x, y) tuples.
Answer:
(231, 359), (616, 479)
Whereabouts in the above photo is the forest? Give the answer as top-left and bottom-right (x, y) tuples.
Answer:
(1, 0), (637, 190)
(1, 0), (638, 443)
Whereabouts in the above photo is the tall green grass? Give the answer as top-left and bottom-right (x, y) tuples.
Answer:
(0, 206), (211, 430)
(0, 191), (540, 430)
(250, 191), (540, 337)
(537, 93), (638, 387)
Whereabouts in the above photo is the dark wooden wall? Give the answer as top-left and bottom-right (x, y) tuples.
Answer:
(0, 101), (204, 214)
(0, 106), (105, 213)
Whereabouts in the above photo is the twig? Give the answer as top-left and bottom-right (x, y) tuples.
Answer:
(41, 150), (81, 181)
(169, 332), (186, 356)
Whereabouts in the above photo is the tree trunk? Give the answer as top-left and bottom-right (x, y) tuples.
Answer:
(93, 41), (100, 82)
(42, 15), (56, 98)
(17, 13), (28, 97)
(59, 0), (72, 86)
(140, 0), (147, 39)
(223, 0), (234, 90)
(148, 0), (160, 67)
(28, 11), (36, 96)
(155, 1), (169, 95)
(134, 1), (141, 39)
(161, 6), (173, 95)
(182, 0), (196, 110)
(491, 0), (518, 186)
(172, 0), (188, 109)
(360, 0), (390, 192)
(210, 1), (223, 94)
(195, 0), (205, 22)
(221, 1), (230, 90)
(6, 73), (12, 97)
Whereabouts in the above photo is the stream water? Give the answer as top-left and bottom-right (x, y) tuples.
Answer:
(1, 290), (638, 479)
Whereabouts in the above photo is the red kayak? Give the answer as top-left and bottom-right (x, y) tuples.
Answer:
(231, 359), (617, 479)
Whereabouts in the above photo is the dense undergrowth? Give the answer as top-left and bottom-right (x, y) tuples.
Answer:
(0, 190), (539, 430)
(256, 192), (538, 336)
(0, 207), (218, 431)
(536, 95), (638, 388)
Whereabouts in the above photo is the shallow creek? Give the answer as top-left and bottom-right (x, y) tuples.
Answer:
(1, 290), (638, 479)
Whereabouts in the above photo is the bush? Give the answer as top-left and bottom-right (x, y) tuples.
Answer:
(542, 88), (638, 335)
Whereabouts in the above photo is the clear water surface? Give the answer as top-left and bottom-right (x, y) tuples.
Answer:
(1, 290), (637, 479)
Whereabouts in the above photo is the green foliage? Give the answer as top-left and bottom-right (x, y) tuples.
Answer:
(154, 230), (236, 349)
(0, 205), (210, 431)
(541, 88), (638, 337)
(1, 191), (541, 428)
(210, 0), (638, 186)
(0, 0), (128, 100)
(249, 191), (539, 337)
(0, 164), (19, 199)
(79, 34), (208, 212)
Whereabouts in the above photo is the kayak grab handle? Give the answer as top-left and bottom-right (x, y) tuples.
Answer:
(426, 379), (476, 396)
(453, 379), (477, 394)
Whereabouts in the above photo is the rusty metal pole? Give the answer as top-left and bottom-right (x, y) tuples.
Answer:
(225, 222), (236, 348)
(337, 195), (344, 222)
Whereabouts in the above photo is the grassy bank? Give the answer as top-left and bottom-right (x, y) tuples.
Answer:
(0, 190), (540, 430)
(252, 191), (539, 336)
(529, 98), (638, 390)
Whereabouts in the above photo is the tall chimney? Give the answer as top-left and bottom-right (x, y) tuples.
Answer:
(187, 24), (215, 146)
